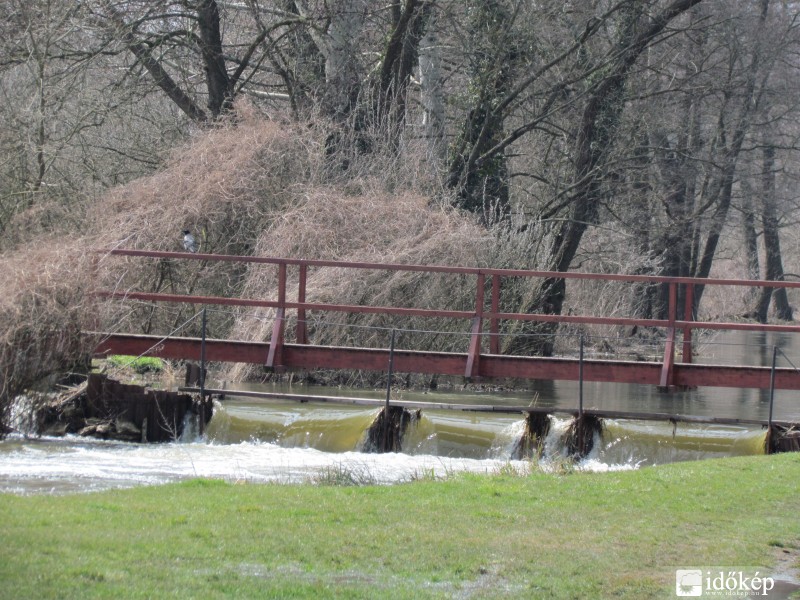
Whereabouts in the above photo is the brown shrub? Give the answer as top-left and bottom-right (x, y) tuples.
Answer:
(227, 188), (494, 382)
(0, 103), (540, 402)
(0, 239), (95, 433)
(86, 107), (325, 338)
(91, 113), (322, 254)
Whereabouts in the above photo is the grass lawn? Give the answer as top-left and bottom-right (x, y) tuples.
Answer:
(1, 453), (799, 599)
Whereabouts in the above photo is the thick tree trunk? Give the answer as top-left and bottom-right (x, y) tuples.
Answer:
(446, 0), (516, 225)
(418, 18), (445, 160)
(755, 144), (793, 321)
(323, 0), (366, 121)
(742, 193), (761, 281)
(197, 0), (233, 118)
(377, 0), (431, 124)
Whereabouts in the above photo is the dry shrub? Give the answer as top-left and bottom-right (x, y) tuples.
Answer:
(1, 199), (87, 253)
(227, 188), (494, 382)
(87, 104), (325, 338)
(0, 238), (94, 433)
(562, 414), (604, 458)
(92, 103), (322, 253)
(552, 225), (666, 357)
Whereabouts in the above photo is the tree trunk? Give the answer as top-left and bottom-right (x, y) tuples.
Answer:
(446, 0), (516, 225)
(323, 0), (366, 122)
(101, 0), (207, 122)
(197, 0), (233, 118)
(418, 16), (445, 160)
(376, 0), (433, 144)
(755, 143), (793, 321)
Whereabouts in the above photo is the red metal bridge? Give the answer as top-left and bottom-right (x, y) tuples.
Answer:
(91, 249), (800, 395)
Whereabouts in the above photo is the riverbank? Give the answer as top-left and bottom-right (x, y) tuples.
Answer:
(1, 454), (798, 599)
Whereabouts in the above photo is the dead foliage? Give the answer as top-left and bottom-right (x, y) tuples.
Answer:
(362, 406), (419, 453)
(511, 412), (552, 459)
(0, 104), (552, 415)
(562, 414), (604, 458)
(84, 106), (326, 338)
(0, 239), (95, 434)
(227, 188), (495, 382)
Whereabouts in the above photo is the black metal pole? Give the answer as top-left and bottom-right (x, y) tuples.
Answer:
(383, 329), (396, 452)
(768, 345), (777, 429)
(200, 308), (207, 392)
(199, 308), (207, 435)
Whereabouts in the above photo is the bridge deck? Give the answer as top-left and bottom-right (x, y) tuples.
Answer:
(94, 332), (800, 391)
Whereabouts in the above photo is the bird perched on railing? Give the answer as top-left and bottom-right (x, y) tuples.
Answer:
(182, 230), (200, 253)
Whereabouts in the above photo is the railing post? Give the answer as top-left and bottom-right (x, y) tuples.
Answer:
(466, 273), (485, 379)
(297, 263), (308, 344)
(660, 282), (677, 389)
(266, 262), (287, 370)
(682, 283), (694, 364)
(490, 274), (500, 354)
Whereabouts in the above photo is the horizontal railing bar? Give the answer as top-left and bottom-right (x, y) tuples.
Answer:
(96, 290), (280, 309)
(489, 313), (670, 328)
(95, 291), (800, 334)
(99, 248), (800, 290)
(95, 291), (474, 320)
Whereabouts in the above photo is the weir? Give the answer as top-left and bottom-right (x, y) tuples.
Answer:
(180, 386), (798, 458)
(90, 249), (800, 458)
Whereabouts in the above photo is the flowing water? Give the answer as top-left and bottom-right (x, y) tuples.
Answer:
(0, 331), (798, 494)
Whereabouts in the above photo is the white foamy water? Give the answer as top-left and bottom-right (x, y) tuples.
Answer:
(0, 434), (538, 495)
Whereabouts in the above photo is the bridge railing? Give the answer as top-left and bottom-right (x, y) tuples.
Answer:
(95, 249), (800, 386)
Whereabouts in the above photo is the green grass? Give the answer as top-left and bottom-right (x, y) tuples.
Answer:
(105, 355), (164, 375)
(1, 454), (799, 599)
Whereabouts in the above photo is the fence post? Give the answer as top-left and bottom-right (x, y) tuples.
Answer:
(769, 345), (777, 429)
(297, 263), (308, 344)
(659, 282), (677, 389)
(682, 283), (694, 364)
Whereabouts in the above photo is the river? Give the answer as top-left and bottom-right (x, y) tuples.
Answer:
(0, 330), (797, 495)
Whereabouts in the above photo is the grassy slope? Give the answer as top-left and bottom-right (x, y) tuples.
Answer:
(1, 454), (799, 599)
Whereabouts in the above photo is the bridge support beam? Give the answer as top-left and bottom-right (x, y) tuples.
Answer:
(92, 333), (800, 391)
